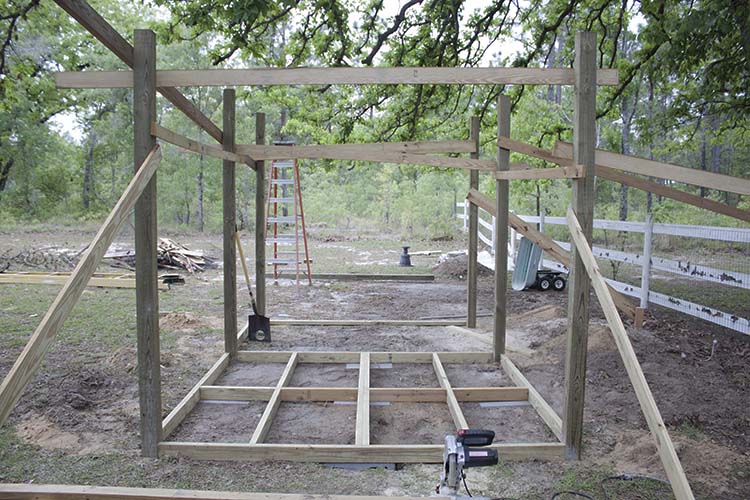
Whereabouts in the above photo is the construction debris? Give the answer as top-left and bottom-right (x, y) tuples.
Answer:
(105, 238), (214, 273)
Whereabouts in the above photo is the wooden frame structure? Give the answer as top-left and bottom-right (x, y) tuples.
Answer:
(3, 3), (748, 498)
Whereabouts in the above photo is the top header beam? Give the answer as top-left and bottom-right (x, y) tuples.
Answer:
(55, 67), (620, 89)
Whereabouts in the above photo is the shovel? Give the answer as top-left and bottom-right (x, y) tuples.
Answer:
(235, 231), (271, 342)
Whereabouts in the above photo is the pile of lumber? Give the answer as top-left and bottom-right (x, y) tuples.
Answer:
(104, 238), (213, 273)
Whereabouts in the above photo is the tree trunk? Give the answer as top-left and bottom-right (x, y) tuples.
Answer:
(83, 130), (96, 210)
(700, 126), (708, 198)
(0, 158), (13, 196)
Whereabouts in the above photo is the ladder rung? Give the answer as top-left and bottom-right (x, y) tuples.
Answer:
(271, 179), (295, 185)
(269, 197), (295, 203)
(266, 238), (296, 245)
(269, 258), (312, 265)
(267, 216), (298, 223)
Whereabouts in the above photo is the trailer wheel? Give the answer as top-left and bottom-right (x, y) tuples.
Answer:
(538, 277), (552, 291)
(553, 277), (566, 291)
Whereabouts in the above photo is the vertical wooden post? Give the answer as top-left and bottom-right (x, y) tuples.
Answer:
(635, 213), (653, 329)
(467, 116), (480, 328)
(255, 113), (266, 315)
(133, 29), (161, 458)
(494, 96), (510, 360)
(563, 31), (597, 460)
(223, 89), (237, 355)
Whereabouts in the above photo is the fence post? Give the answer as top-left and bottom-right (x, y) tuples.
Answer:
(463, 200), (469, 231)
(636, 213), (654, 328)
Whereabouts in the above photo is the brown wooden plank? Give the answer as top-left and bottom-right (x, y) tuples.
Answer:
(0, 146), (162, 427)
(497, 136), (574, 167)
(467, 116), (480, 328)
(567, 208), (695, 500)
(134, 30), (161, 457)
(494, 96), (510, 360)
(432, 353), (468, 429)
(54, 67), (620, 88)
(563, 32), (597, 461)
(556, 140), (750, 196)
(492, 165), (583, 180)
(255, 113), (267, 315)
(151, 124), (252, 166)
(249, 353), (298, 443)
(52, 0), (223, 143)
(223, 89), (237, 356)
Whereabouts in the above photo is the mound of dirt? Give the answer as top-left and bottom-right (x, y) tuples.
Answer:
(159, 311), (221, 331)
(432, 253), (493, 280)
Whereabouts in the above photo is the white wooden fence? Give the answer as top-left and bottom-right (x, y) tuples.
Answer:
(457, 201), (750, 335)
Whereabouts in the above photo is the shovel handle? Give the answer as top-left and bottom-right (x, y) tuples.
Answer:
(234, 231), (259, 314)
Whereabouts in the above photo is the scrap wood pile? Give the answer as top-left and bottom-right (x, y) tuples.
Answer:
(105, 238), (214, 273)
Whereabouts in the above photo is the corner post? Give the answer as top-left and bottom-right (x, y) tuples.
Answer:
(494, 96), (510, 360)
(564, 31), (597, 459)
(255, 113), (266, 315)
(133, 29), (161, 458)
(223, 89), (237, 355)
(467, 116), (480, 328)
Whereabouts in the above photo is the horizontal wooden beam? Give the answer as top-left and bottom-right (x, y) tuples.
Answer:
(493, 165), (583, 180)
(152, 124), (254, 167)
(0, 484), (448, 500)
(239, 140), (475, 160)
(158, 441), (565, 463)
(271, 319), (466, 327)
(0, 146), (162, 426)
(0, 272), (168, 289)
(567, 208), (695, 500)
(237, 144), (495, 170)
(234, 351), (494, 364)
(269, 273), (435, 282)
(556, 141), (750, 196)
(595, 165), (750, 222)
(53, 0), (223, 143)
(497, 137), (573, 167)
(54, 67), (620, 89)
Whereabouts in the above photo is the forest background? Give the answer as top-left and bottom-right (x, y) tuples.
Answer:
(1, 0), (748, 240)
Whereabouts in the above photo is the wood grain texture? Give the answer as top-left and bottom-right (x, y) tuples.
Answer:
(0, 483), (457, 500)
(493, 165), (583, 180)
(238, 140), (475, 159)
(0, 272), (167, 289)
(151, 124), (252, 165)
(494, 96), (510, 360)
(134, 30), (161, 457)
(237, 144), (495, 170)
(270, 319), (465, 326)
(0, 146), (162, 427)
(467, 116), (480, 328)
(556, 140), (750, 196)
(222, 89), (237, 356)
(432, 353), (468, 429)
(355, 352), (370, 445)
(54, 67), (620, 88)
(564, 32), (596, 460)
(234, 350), (493, 364)
(255, 113), (266, 315)
(497, 136), (574, 167)
(157, 442), (564, 462)
(52, 0), (222, 143)
(567, 208), (695, 500)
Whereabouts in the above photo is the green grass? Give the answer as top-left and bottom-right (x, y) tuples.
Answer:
(555, 466), (675, 500)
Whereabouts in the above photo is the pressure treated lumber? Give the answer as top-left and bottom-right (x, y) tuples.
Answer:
(567, 208), (695, 500)
(52, 0), (222, 143)
(494, 96), (510, 360)
(556, 141), (750, 196)
(250, 353), (298, 443)
(595, 165), (750, 222)
(0, 146), (161, 427)
(151, 124), (253, 166)
(0, 272), (167, 289)
(162, 353), (230, 439)
(501, 355), (563, 441)
(199, 386), (530, 403)
(467, 116), (480, 328)
(493, 165), (583, 180)
(432, 353), (469, 429)
(0, 484), (455, 500)
(497, 136), (574, 167)
(158, 442), (565, 462)
(564, 32), (597, 460)
(55, 67), (620, 88)
(237, 144), (496, 171)
(255, 113), (266, 315)
(355, 352), (370, 445)
(466, 188), (636, 320)
(270, 272), (435, 281)
(234, 351), (493, 364)
(239, 140), (476, 159)
(222, 89), (238, 356)
(270, 319), (465, 326)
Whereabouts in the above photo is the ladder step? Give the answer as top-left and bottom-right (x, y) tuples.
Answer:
(267, 216), (298, 223)
(269, 258), (313, 265)
(271, 179), (295, 185)
(266, 238), (296, 245)
(269, 197), (295, 203)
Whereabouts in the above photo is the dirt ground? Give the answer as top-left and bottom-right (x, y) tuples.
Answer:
(0, 226), (748, 499)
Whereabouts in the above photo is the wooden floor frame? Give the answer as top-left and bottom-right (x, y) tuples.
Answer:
(159, 342), (565, 463)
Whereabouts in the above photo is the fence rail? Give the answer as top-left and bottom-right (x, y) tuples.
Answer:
(457, 202), (750, 335)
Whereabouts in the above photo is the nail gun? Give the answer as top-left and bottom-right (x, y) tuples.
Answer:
(437, 429), (499, 498)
